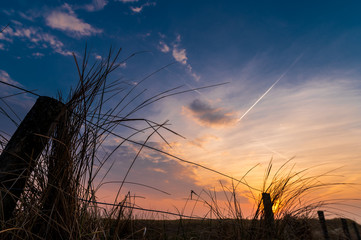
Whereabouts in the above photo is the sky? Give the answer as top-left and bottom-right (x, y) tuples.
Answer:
(1, 0), (361, 221)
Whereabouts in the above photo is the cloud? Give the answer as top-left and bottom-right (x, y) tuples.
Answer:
(18, 9), (42, 22)
(183, 99), (239, 128)
(189, 134), (219, 149)
(82, 0), (108, 12)
(18, 11), (35, 21)
(93, 141), (252, 217)
(0, 26), (72, 56)
(2, 9), (14, 16)
(45, 6), (102, 37)
(96, 142), (204, 199)
(32, 52), (44, 58)
(0, 70), (36, 130)
(172, 47), (187, 64)
(130, 6), (143, 13)
(116, 0), (139, 2)
(158, 41), (170, 53)
(169, 34), (200, 81)
(186, 64), (201, 81)
(0, 70), (21, 86)
(129, 2), (156, 13)
(0, 43), (4, 50)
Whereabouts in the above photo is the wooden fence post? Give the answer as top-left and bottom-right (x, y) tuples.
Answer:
(317, 211), (330, 240)
(353, 221), (361, 240)
(0, 96), (65, 221)
(262, 193), (275, 239)
(341, 218), (351, 240)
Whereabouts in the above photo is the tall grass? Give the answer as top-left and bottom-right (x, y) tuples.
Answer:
(0, 47), (360, 239)
(0, 47), (192, 239)
(173, 159), (360, 239)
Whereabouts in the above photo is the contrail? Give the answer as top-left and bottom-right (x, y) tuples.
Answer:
(238, 54), (303, 122)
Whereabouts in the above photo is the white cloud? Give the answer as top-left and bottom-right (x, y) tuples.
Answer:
(175, 34), (181, 42)
(130, 2), (156, 13)
(0, 70), (35, 110)
(11, 20), (22, 26)
(0, 43), (5, 50)
(116, 0), (139, 2)
(186, 65), (200, 81)
(158, 41), (170, 53)
(170, 34), (201, 81)
(158, 32), (166, 39)
(2, 9), (14, 16)
(172, 47), (187, 65)
(0, 27), (13, 42)
(130, 6), (143, 13)
(0, 26), (72, 56)
(19, 12), (35, 21)
(32, 52), (44, 58)
(0, 70), (21, 86)
(83, 0), (108, 12)
(45, 8), (102, 37)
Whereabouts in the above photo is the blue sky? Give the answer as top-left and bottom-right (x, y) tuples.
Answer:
(1, 1), (361, 220)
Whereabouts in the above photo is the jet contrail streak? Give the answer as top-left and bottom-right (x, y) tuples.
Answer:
(238, 54), (303, 122)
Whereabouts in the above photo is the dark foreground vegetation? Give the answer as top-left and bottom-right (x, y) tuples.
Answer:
(0, 49), (360, 239)
(113, 218), (361, 240)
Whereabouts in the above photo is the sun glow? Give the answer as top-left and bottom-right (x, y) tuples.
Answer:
(272, 199), (281, 213)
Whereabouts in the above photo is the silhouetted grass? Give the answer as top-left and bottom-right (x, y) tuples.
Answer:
(0, 47), (360, 239)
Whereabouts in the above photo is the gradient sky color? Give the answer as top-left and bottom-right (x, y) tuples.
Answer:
(1, 1), (361, 221)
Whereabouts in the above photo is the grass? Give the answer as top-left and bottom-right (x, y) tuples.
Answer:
(0, 47), (360, 239)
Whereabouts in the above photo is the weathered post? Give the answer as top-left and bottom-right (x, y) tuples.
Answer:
(352, 221), (361, 240)
(0, 96), (65, 221)
(317, 211), (330, 240)
(262, 193), (275, 239)
(341, 218), (351, 240)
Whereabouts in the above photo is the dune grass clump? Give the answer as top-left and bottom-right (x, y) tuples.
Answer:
(0, 48), (190, 239)
(179, 160), (360, 240)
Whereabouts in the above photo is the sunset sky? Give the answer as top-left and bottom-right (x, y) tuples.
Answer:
(1, 1), (361, 221)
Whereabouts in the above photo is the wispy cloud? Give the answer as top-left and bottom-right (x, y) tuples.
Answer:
(158, 41), (170, 53)
(186, 64), (201, 81)
(18, 9), (42, 22)
(183, 99), (238, 128)
(130, 6), (143, 13)
(189, 134), (219, 149)
(172, 47), (187, 64)
(32, 52), (44, 58)
(45, 5), (102, 37)
(129, 2), (156, 13)
(116, 0), (139, 2)
(82, 0), (108, 12)
(0, 25), (72, 56)
(0, 70), (35, 119)
(97, 142), (203, 199)
(0, 70), (21, 86)
(18, 11), (35, 21)
(156, 34), (201, 81)
(2, 9), (14, 16)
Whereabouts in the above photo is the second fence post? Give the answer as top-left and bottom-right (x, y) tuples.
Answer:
(262, 193), (275, 239)
(317, 211), (330, 240)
